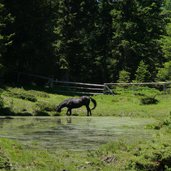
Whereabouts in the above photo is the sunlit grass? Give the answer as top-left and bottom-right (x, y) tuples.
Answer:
(1, 86), (171, 118)
(0, 86), (171, 170)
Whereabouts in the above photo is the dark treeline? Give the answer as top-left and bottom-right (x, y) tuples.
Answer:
(0, 0), (170, 83)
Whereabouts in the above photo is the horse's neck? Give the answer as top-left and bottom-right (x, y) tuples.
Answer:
(59, 101), (68, 109)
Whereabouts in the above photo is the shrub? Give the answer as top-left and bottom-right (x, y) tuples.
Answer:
(157, 61), (171, 81)
(0, 150), (12, 170)
(125, 139), (171, 171)
(153, 112), (171, 130)
(118, 70), (130, 83)
(140, 96), (159, 105)
(28, 90), (50, 98)
(7, 91), (37, 102)
(135, 60), (151, 82)
(0, 92), (15, 116)
(36, 101), (56, 112)
(33, 101), (56, 116)
(16, 93), (37, 102)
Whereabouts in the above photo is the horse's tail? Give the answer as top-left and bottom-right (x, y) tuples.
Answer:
(90, 97), (97, 110)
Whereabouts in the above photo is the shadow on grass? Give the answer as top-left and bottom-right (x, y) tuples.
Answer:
(2, 83), (79, 97)
(0, 107), (33, 116)
(2, 83), (96, 97)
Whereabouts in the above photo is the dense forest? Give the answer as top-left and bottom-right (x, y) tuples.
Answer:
(0, 0), (171, 83)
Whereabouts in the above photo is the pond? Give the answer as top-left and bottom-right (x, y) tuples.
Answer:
(0, 116), (156, 151)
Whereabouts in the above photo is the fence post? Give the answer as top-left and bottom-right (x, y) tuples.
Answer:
(163, 83), (167, 94)
(49, 78), (54, 88)
(104, 83), (114, 95)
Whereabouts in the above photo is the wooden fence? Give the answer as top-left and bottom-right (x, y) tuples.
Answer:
(16, 72), (171, 95)
(16, 72), (109, 95)
(105, 82), (171, 93)
(52, 80), (106, 95)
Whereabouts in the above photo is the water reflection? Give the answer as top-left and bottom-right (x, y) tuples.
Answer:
(66, 117), (72, 124)
(0, 116), (156, 151)
(56, 118), (62, 124)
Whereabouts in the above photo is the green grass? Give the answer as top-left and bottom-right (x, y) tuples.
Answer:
(1, 130), (171, 171)
(1, 86), (171, 118)
(0, 85), (171, 170)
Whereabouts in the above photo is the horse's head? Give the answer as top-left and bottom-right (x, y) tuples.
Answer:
(56, 106), (61, 113)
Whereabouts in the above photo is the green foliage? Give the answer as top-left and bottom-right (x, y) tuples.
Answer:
(0, 150), (11, 170)
(4, 0), (56, 76)
(1, 86), (169, 118)
(140, 96), (159, 105)
(153, 112), (171, 130)
(157, 61), (171, 81)
(28, 90), (50, 98)
(0, 0), (166, 83)
(118, 70), (130, 83)
(161, 23), (171, 60)
(125, 138), (171, 171)
(0, 1), (14, 76)
(0, 86), (171, 170)
(7, 91), (37, 102)
(35, 101), (56, 112)
(111, 0), (166, 81)
(135, 61), (150, 82)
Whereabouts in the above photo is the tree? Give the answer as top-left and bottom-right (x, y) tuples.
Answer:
(0, 0), (13, 76)
(161, 0), (171, 61)
(111, 0), (166, 81)
(118, 70), (130, 83)
(53, 0), (99, 82)
(161, 23), (171, 60)
(92, 0), (114, 82)
(4, 0), (56, 76)
(135, 60), (150, 82)
(157, 61), (171, 81)
(1, 0), (167, 84)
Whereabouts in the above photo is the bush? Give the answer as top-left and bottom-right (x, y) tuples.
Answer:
(16, 93), (37, 102)
(7, 91), (37, 102)
(135, 60), (151, 82)
(0, 150), (12, 170)
(28, 90), (50, 98)
(140, 96), (159, 105)
(118, 70), (130, 83)
(33, 101), (56, 116)
(153, 112), (171, 130)
(125, 139), (171, 171)
(157, 61), (171, 81)
(36, 101), (56, 112)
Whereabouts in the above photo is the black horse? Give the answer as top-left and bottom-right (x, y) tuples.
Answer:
(56, 96), (97, 116)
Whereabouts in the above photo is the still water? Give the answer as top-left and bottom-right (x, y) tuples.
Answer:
(0, 116), (155, 151)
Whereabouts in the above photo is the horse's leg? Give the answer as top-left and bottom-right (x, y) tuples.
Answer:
(86, 105), (91, 116)
(69, 109), (72, 116)
(66, 108), (70, 116)
(66, 108), (72, 116)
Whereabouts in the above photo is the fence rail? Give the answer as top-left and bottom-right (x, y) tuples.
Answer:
(105, 82), (171, 93)
(16, 72), (171, 95)
(53, 80), (105, 95)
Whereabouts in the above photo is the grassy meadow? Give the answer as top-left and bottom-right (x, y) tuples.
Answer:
(0, 85), (171, 170)
(1, 85), (171, 118)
